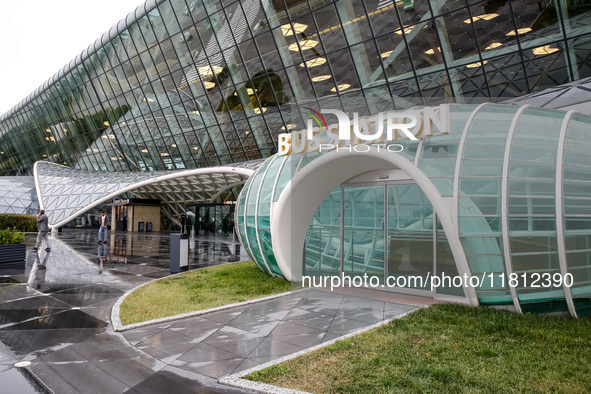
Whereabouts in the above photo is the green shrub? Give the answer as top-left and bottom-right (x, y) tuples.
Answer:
(0, 227), (25, 245)
(0, 214), (38, 232)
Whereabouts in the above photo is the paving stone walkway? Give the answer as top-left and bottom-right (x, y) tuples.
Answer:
(0, 229), (421, 393)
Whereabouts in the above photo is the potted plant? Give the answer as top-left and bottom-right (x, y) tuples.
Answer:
(0, 227), (26, 265)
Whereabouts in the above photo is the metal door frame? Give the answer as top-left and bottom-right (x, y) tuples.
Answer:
(340, 180), (436, 297)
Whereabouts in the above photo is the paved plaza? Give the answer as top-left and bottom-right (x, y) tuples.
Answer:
(0, 229), (420, 393)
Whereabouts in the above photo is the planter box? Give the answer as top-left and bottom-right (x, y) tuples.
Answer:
(0, 243), (26, 264)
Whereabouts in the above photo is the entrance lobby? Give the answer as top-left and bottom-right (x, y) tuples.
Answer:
(304, 172), (465, 300)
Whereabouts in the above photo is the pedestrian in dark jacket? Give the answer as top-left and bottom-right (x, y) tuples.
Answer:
(98, 211), (110, 243)
(33, 210), (50, 252)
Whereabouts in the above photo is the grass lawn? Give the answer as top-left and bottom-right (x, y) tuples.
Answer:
(245, 304), (591, 393)
(119, 260), (291, 325)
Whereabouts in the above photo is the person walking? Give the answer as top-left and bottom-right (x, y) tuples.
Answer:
(222, 214), (229, 236)
(98, 211), (110, 244)
(32, 210), (50, 252)
(180, 215), (188, 234)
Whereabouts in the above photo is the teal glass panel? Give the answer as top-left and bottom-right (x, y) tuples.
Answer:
(304, 186), (341, 277)
(461, 236), (503, 256)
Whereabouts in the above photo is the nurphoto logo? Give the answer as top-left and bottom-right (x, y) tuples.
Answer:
(278, 104), (451, 155)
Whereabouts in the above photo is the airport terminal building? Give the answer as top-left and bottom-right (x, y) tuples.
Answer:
(2, 0), (591, 316)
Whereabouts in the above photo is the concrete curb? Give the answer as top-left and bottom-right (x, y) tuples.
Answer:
(218, 307), (423, 394)
(110, 275), (305, 332)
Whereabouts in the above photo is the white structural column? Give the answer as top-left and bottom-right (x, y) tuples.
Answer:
(269, 156), (288, 233)
(271, 148), (479, 306)
(452, 102), (491, 243)
(556, 110), (578, 317)
(501, 105), (532, 314)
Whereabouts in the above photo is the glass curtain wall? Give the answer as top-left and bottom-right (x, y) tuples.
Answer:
(3, 0), (591, 176)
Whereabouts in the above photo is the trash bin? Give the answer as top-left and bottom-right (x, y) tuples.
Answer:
(138, 222), (144, 231)
(147, 222), (152, 232)
(170, 233), (189, 274)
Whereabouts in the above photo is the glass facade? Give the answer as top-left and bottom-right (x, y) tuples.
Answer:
(2, 0), (591, 178)
(236, 104), (591, 315)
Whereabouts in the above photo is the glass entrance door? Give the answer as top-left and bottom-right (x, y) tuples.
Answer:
(343, 186), (385, 282)
(187, 203), (235, 237)
(303, 181), (465, 299)
(387, 184), (433, 293)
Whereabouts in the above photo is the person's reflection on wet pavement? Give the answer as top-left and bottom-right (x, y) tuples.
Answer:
(27, 250), (49, 290)
(98, 244), (107, 274)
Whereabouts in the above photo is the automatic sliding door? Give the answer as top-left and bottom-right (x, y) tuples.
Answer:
(387, 184), (433, 292)
(343, 186), (385, 282)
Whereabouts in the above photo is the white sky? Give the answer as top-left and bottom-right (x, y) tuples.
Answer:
(0, 0), (145, 116)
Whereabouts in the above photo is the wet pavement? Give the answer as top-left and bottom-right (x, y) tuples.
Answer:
(0, 229), (250, 393)
(0, 229), (418, 393)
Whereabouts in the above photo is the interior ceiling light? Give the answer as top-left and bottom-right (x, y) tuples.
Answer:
(46, 128), (51, 132)
(485, 42), (502, 50)
(464, 13), (498, 23)
(203, 81), (216, 89)
(331, 84), (351, 92)
(395, 26), (414, 35)
(506, 28), (532, 36)
(103, 121), (109, 126)
(533, 45), (559, 55)
(247, 88), (255, 95)
(280, 124), (297, 130)
(424, 47), (440, 55)
(141, 149), (148, 153)
(466, 60), (488, 68)
(281, 23), (307, 36)
(192, 146), (199, 150)
(289, 39), (319, 51)
(192, 110), (200, 115)
(63, 128), (67, 132)
(111, 157), (118, 160)
(161, 152), (169, 156)
(300, 57), (327, 68)
(197, 65), (223, 76)
(171, 144), (177, 147)
(142, 97), (154, 102)
(312, 75), (331, 82)
(253, 107), (267, 114)
(381, 51), (393, 58)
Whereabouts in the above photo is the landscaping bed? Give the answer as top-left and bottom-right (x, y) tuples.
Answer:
(119, 260), (291, 325)
(245, 304), (591, 393)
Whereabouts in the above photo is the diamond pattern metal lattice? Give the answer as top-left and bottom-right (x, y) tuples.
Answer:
(35, 160), (264, 226)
